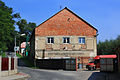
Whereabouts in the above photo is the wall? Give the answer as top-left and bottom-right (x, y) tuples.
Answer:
(35, 36), (97, 59)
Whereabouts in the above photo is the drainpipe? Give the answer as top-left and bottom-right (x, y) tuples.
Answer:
(42, 49), (45, 59)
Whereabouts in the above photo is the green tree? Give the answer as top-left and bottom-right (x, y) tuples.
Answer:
(97, 35), (120, 55)
(0, 0), (20, 53)
(17, 19), (36, 42)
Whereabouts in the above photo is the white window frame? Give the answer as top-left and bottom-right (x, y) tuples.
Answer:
(79, 37), (85, 44)
(47, 37), (54, 44)
(63, 37), (70, 44)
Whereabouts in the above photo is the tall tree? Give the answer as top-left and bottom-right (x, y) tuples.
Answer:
(0, 0), (20, 53)
(17, 19), (36, 42)
(97, 35), (120, 55)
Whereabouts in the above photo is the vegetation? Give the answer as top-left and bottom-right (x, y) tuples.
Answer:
(0, 0), (36, 54)
(17, 19), (36, 42)
(97, 35), (120, 55)
(1, 52), (6, 57)
(0, 0), (20, 53)
(21, 56), (34, 67)
(16, 53), (22, 58)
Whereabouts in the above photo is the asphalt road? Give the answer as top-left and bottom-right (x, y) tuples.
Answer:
(18, 58), (120, 80)
(18, 67), (99, 80)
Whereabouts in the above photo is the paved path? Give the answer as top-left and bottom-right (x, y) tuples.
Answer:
(0, 72), (29, 80)
(18, 67), (98, 80)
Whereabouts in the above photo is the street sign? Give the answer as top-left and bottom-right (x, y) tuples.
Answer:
(14, 46), (19, 51)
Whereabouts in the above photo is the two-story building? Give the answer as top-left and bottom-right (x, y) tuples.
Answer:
(30, 7), (98, 68)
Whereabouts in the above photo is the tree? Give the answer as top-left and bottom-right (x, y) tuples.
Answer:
(17, 19), (36, 42)
(97, 35), (120, 55)
(0, 0), (20, 53)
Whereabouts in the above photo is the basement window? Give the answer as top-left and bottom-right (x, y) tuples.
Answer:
(63, 37), (70, 43)
(47, 37), (54, 44)
(79, 37), (85, 44)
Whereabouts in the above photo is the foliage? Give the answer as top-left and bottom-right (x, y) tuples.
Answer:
(97, 35), (120, 55)
(17, 19), (36, 42)
(16, 53), (22, 58)
(0, 52), (6, 57)
(0, 1), (20, 52)
(1, 52), (6, 57)
(0, 0), (36, 53)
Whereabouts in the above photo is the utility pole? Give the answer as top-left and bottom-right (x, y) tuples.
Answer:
(15, 36), (16, 57)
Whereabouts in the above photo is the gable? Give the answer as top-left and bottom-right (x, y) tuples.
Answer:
(35, 7), (97, 37)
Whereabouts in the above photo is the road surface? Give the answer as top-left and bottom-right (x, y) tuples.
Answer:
(18, 67), (99, 80)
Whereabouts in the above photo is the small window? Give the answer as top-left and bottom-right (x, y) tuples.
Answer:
(79, 37), (85, 44)
(63, 37), (70, 43)
(47, 37), (54, 43)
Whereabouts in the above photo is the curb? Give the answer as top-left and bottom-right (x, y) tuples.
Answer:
(14, 72), (31, 80)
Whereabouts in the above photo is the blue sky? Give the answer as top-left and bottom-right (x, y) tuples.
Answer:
(3, 0), (120, 42)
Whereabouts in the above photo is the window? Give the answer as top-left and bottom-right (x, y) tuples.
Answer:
(79, 37), (85, 44)
(47, 37), (54, 43)
(63, 37), (70, 43)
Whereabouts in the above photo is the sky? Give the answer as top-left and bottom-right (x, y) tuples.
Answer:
(3, 0), (120, 42)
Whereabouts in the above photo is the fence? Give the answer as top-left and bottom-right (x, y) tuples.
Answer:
(0, 56), (17, 77)
(36, 58), (77, 70)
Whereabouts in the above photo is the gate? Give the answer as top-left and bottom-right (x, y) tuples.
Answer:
(2, 57), (9, 71)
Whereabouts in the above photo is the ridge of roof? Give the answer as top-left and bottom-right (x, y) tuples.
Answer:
(36, 7), (98, 32)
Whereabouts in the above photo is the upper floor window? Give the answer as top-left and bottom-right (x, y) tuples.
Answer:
(63, 37), (70, 43)
(79, 37), (85, 44)
(47, 37), (54, 43)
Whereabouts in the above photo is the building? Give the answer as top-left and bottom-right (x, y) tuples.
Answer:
(20, 42), (30, 55)
(30, 7), (98, 68)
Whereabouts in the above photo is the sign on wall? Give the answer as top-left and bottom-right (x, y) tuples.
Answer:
(14, 46), (19, 51)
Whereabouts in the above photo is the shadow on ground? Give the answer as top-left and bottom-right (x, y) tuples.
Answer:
(88, 72), (107, 80)
(88, 71), (120, 80)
